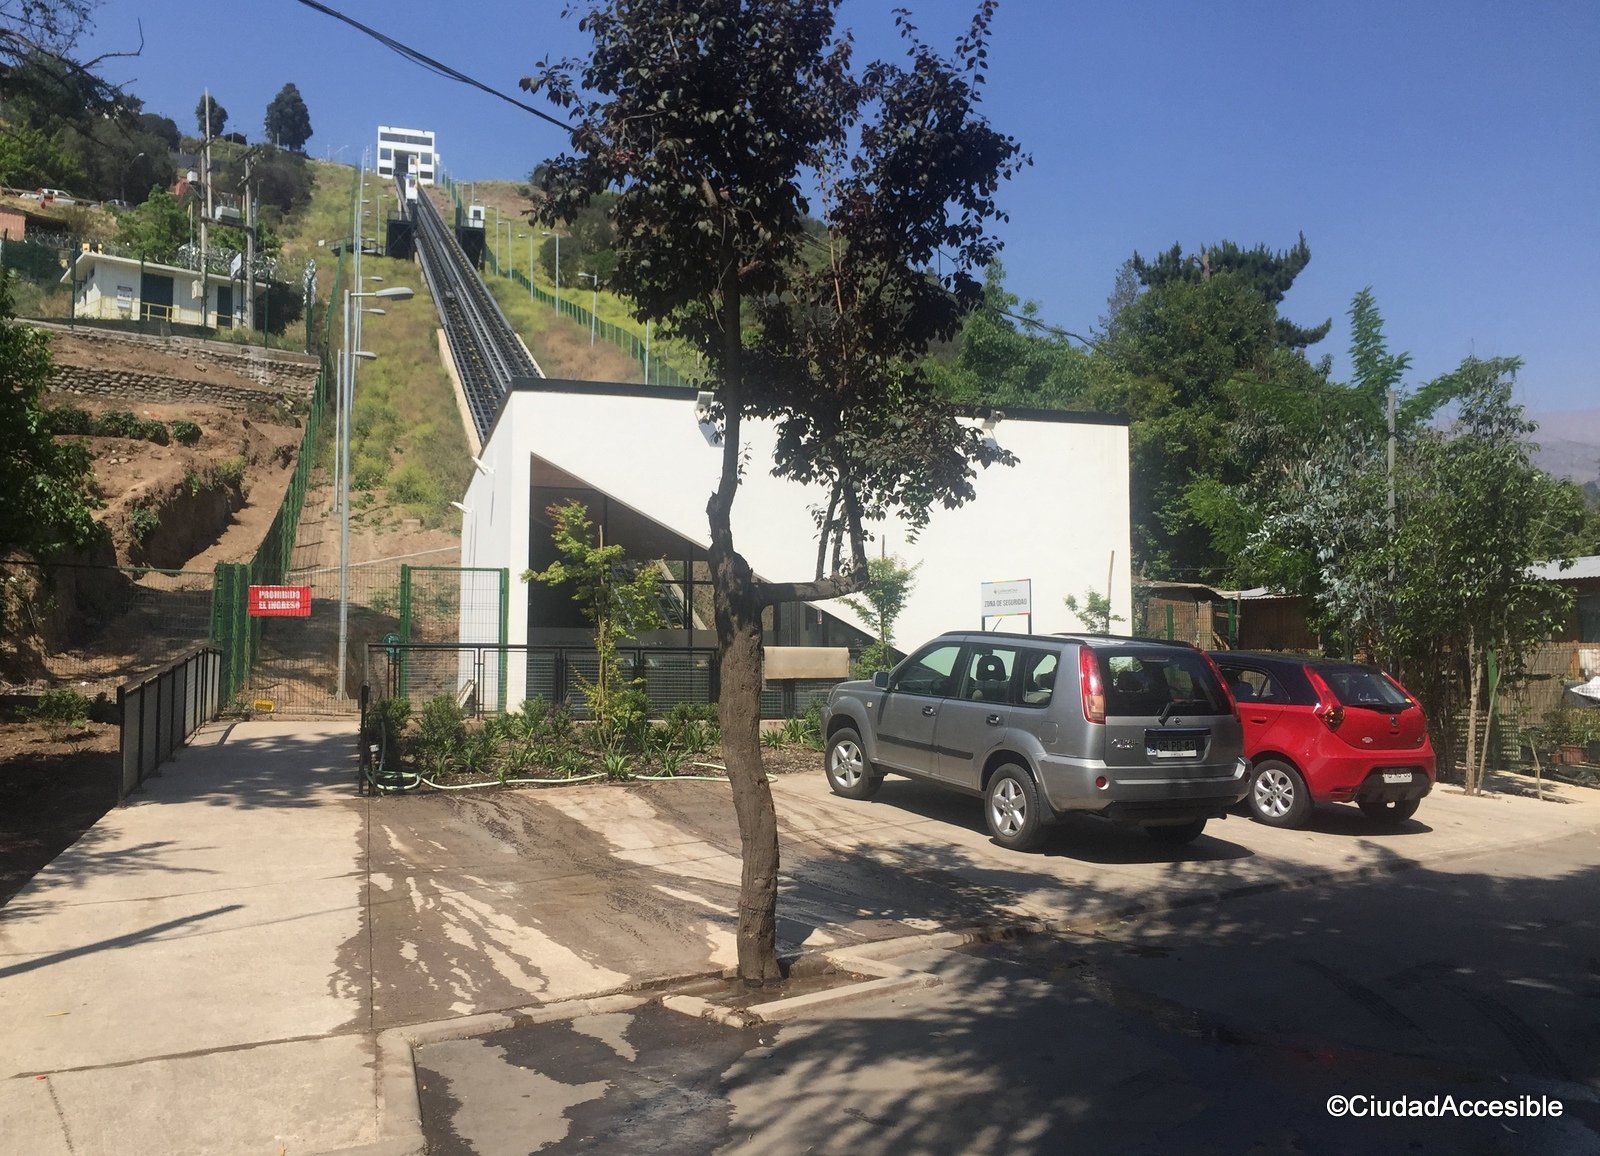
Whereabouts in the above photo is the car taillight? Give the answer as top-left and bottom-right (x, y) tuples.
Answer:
(1079, 647), (1105, 724)
(1201, 651), (1237, 712)
(1304, 667), (1345, 728)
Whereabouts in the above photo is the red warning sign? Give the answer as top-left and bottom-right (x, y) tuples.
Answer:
(248, 585), (312, 617)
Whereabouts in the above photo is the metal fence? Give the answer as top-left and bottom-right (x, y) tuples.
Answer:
(118, 646), (223, 798)
(0, 559), (217, 694)
(440, 174), (697, 388)
(234, 564), (507, 714)
(365, 641), (840, 720)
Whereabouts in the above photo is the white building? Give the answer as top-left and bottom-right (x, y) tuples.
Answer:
(63, 250), (264, 329)
(376, 126), (437, 186)
(455, 378), (1133, 712)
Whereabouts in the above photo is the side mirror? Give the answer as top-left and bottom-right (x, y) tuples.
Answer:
(872, 670), (889, 690)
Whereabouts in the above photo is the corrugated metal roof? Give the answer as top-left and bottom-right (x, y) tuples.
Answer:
(1530, 555), (1600, 581)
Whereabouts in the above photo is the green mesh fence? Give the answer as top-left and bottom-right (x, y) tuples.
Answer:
(209, 187), (349, 706)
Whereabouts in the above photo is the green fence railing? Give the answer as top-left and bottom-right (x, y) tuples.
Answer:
(440, 173), (696, 389)
(210, 182), (351, 704)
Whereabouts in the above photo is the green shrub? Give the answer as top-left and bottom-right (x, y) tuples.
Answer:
(43, 404), (92, 435)
(389, 463), (442, 507)
(214, 456), (248, 487)
(31, 687), (90, 735)
(92, 410), (169, 444)
(366, 697), (411, 766)
(130, 504), (160, 541)
(353, 454), (389, 490)
(92, 409), (142, 437)
(171, 419), (202, 445)
(415, 694), (466, 778)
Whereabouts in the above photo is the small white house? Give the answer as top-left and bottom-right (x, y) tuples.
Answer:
(64, 250), (263, 329)
(456, 378), (1133, 712)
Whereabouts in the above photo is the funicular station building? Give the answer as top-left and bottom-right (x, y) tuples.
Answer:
(448, 378), (1134, 718)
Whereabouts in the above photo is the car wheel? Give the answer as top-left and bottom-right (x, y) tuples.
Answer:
(1145, 818), (1207, 846)
(1248, 759), (1313, 828)
(985, 764), (1047, 852)
(824, 727), (881, 800)
(1357, 797), (1420, 825)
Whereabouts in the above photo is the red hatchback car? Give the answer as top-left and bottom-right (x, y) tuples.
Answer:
(1209, 652), (1436, 828)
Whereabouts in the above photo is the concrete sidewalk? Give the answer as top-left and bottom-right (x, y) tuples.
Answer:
(0, 720), (376, 1156)
(2, 719), (1598, 1155)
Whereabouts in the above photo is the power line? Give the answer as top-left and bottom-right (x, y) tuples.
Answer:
(290, 0), (573, 134)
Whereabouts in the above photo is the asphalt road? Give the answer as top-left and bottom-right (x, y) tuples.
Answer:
(416, 829), (1600, 1155)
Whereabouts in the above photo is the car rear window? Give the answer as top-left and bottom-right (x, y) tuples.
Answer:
(1317, 665), (1411, 709)
(1095, 649), (1232, 717)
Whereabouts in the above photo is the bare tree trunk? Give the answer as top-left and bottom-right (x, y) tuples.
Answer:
(1464, 628), (1482, 796)
(709, 541), (782, 983)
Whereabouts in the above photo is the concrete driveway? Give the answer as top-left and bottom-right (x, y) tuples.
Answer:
(3, 720), (1598, 1155)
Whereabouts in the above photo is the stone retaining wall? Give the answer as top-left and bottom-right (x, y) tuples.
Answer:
(34, 322), (321, 410)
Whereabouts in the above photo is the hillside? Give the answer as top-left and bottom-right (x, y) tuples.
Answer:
(1530, 408), (1600, 491)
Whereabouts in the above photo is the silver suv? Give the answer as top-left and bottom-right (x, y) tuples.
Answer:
(820, 632), (1248, 851)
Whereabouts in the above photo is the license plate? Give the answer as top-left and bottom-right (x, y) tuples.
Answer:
(1150, 739), (1200, 758)
(1382, 771), (1412, 784)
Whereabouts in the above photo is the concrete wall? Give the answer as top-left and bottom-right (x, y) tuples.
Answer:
(461, 383), (1133, 703)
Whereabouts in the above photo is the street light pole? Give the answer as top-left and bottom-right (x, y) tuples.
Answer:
(543, 231), (560, 312)
(121, 151), (145, 204)
(336, 283), (415, 700)
(580, 272), (597, 345)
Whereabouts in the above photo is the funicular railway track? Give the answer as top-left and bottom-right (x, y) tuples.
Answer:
(411, 184), (541, 442)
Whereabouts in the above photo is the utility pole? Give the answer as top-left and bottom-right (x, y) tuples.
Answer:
(200, 90), (212, 329)
(243, 150), (256, 332)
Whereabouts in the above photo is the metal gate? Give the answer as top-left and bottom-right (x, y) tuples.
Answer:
(241, 563), (507, 713)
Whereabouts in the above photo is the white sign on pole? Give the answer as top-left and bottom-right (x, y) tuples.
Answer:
(980, 579), (1032, 628)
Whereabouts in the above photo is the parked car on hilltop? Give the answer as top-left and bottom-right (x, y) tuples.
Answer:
(821, 632), (1249, 851)
(1209, 651), (1435, 828)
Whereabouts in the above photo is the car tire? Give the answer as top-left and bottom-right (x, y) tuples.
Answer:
(1145, 818), (1207, 846)
(824, 727), (881, 800)
(1357, 797), (1421, 825)
(985, 764), (1048, 852)
(1247, 759), (1314, 828)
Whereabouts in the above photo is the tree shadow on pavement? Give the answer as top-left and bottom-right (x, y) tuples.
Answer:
(416, 845), (1600, 1154)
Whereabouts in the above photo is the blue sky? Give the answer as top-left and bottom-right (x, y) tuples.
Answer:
(83, 1), (1599, 413)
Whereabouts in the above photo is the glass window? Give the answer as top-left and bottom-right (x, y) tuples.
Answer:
(889, 642), (963, 698)
(1097, 650), (1231, 716)
(1217, 665), (1286, 704)
(1319, 665), (1411, 708)
(1019, 650), (1059, 708)
(957, 646), (1019, 703)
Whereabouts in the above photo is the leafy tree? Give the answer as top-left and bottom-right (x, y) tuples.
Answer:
(1064, 588), (1123, 634)
(527, 0), (1024, 980)
(0, 123), (72, 187)
(1095, 235), (1338, 579)
(138, 110), (181, 151)
(1388, 359), (1583, 792)
(1131, 233), (1331, 350)
(1251, 350), (1585, 789)
(523, 501), (663, 736)
(114, 187), (191, 263)
(243, 145), (315, 213)
(264, 82), (312, 151)
(925, 263), (1092, 409)
(0, 271), (101, 559)
(194, 93), (227, 138)
(842, 554), (920, 676)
